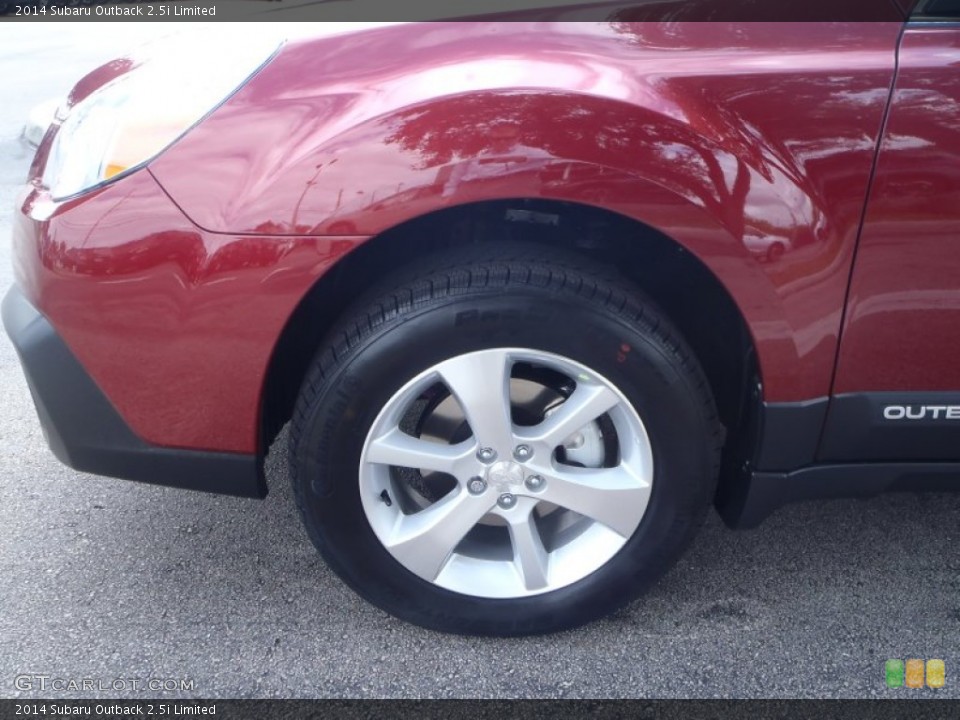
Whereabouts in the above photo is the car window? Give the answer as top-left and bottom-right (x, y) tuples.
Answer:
(914, 0), (960, 19)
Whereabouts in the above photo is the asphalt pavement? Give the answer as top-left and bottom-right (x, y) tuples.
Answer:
(1, 23), (960, 700)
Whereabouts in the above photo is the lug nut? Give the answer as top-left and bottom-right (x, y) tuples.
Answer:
(524, 475), (545, 492)
(477, 447), (497, 463)
(467, 477), (487, 495)
(513, 444), (533, 461)
(497, 493), (517, 510)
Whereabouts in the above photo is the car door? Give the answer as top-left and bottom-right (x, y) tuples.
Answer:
(822, 0), (960, 461)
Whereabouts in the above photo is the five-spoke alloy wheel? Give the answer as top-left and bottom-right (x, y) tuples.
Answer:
(290, 244), (722, 635)
(360, 348), (653, 598)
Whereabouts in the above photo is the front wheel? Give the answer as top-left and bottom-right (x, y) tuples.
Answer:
(289, 244), (722, 635)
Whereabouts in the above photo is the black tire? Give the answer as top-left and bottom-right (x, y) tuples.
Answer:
(289, 243), (723, 635)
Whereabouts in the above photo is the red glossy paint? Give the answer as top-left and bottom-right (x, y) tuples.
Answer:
(151, 21), (902, 404)
(12, 173), (362, 453)
(13, 20), (923, 455)
(833, 25), (960, 393)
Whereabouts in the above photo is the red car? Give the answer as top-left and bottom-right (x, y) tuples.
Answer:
(5, 5), (960, 635)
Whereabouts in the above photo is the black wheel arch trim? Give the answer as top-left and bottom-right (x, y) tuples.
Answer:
(2, 286), (265, 498)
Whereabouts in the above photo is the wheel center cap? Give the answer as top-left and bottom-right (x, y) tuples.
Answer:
(486, 461), (525, 488)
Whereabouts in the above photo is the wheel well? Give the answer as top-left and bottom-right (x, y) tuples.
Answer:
(260, 199), (760, 492)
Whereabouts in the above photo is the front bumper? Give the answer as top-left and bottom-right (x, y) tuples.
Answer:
(2, 286), (265, 498)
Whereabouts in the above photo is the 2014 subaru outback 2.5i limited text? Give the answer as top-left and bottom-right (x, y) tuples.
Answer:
(5, 2), (960, 635)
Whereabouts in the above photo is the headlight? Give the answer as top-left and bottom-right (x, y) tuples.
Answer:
(42, 29), (282, 200)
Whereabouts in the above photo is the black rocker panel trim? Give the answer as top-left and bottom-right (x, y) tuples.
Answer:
(719, 462), (960, 529)
(819, 392), (960, 463)
(2, 287), (265, 498)
(718, 393), (960, 527)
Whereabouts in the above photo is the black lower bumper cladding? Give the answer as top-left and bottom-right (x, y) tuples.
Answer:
(1, 286), (264, 498)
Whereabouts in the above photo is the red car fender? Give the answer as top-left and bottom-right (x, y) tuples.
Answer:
(152, 22), (901, 404)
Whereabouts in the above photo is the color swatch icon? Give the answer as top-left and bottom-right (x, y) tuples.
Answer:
(906, 659), (924, 688)
(885, 659), (945, 689)
(885, 659), (904, 688)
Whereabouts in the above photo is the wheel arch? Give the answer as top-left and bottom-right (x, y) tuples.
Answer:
(259, 198), (763, 512)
